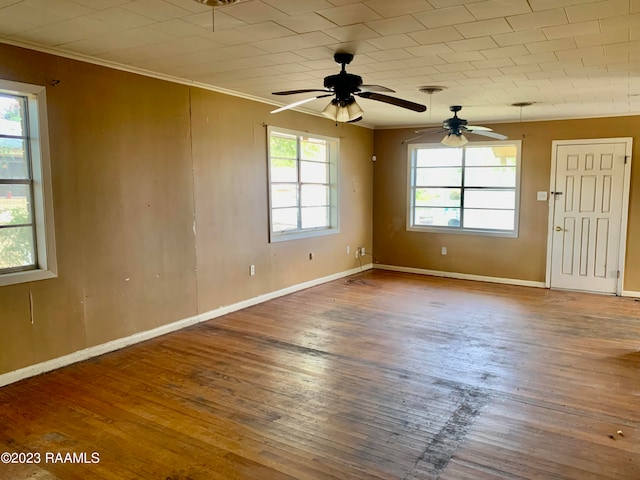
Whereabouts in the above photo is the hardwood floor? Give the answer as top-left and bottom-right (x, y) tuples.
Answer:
(1, 270), (639, 479)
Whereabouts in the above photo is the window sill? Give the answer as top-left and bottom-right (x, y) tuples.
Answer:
(270, 227), (340, 243)
(0, 268), (57, 287)
(407, 225), (518, 238)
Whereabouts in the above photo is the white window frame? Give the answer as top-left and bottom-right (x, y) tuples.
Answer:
(0, 79), (57, 287)
(267, 126), (339, 242)
(407, 140), (522, 238)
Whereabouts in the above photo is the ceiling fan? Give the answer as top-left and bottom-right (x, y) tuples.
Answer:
(404, 105), (508, 146)
(271, 52), (427, 123)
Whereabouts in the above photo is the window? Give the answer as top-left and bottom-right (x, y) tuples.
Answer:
(408, 141), (521, 237)
(0, 80), (56, 286)
(267, 126), (339, 242)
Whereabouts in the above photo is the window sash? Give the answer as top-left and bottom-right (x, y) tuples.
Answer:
(0, 93), (38, 273)
(408, 141), (521, 236)
(267, 127), (338, 241)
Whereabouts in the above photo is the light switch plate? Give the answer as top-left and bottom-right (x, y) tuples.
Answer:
(537, 191), (548, 201)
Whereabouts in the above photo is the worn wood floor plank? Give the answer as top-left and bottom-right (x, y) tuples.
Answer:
(1, 270), (639, 479)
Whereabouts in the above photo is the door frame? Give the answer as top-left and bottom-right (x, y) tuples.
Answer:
(545, 138), (633, 295)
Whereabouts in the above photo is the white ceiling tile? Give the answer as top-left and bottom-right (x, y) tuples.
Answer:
(408, 26), (464, 46)
(574, 29), (629, 48)
(11, 16), (117, 46)
(525, 38), (577, 54)
(149, 19), (205, 38)
(499, 63), (541, 74)
(440, 51), (486, 63)
(633, 0), (640, 13)
(434, 61), (475, 73)
(599, 13), (640, 32)
(556, 45), (604, 61)
(466, 0), (531, 21)
(67, 0), (131, 8)
(464, 67), (502, 77)
(402, 55), (448, 67)
(87, 7), (156, 29)
(414, 6), (475, 28)
(22, 0), (92, 17)
(325, 23), (379, 41)
(492, 30), (546, 47)
(481, 44), (528, 59)
(263, 0), (334, 15)
(542, 20), (600, 40)
(364, 0), (433, 17)
(238, 21), (295, 40)
(364, 33), (417, 50)
(120, 0), (191, 22)
(317, 4), (381, 26)
(251, 31), (336, 52)
(405, 43), (455, 57)
(512, 51), (557, 65)
(565, 0), (629, 23)
(506, 8), (567, 31)
(275, 13), (336, 33)
(182, 10), (248, 30)
(224, 0), (289, 24)
(427, 0), (485, 7)
(200, 28), (261, 46)
(447, 36), (498, 52)
(365, 48), (415, 62)
(454, 18), (512, 38)
(366, 15), (425, 36)
(0, 4), (69, 35)
(471, 57), (514, 68)
(527, 0), (597, 11)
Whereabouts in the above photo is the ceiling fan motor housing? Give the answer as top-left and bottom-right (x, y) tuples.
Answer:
(324, 73), (363, 104)
(443, 105), (467, 135)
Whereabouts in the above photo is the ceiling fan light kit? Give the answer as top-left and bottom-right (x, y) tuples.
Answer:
(442, 133), (468, 147)
(322, 98), (363, 123)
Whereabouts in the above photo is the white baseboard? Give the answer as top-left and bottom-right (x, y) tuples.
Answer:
(621, 290), (640, 298)
(374, 264), (547, 289)
(0, 263), (373, 388)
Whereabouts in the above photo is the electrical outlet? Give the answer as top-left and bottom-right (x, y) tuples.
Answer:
(360, 247), (366, 256)
(441, 247), (447, 255)
(250, 264), (255, 276)
(346, 245), (350, 254)
(355, 249), (359, 258)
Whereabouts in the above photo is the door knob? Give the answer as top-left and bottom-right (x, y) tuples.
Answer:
(555, 226), (562, 231)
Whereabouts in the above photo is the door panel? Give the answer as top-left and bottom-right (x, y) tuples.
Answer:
(550, 142), (627, 294)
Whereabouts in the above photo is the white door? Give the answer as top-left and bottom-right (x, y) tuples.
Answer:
(548, 139), (631, 294)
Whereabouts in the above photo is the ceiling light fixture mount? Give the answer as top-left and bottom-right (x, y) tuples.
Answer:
(418, 86), (446, 95)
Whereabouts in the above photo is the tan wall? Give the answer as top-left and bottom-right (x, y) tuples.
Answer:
(0, 44), (373, 376)
(373, 118), (640, 290)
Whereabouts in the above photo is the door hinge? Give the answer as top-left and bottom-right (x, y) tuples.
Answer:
(617, 270), (621, 279)
(625, 155), (630, 164)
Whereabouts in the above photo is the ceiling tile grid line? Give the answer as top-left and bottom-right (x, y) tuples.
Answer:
(0, 0), (639, 126)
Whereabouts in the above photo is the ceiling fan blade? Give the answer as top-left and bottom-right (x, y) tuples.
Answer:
(465, 129), (508, 140)
(466, 125), (492, 132)
(359, 84), (395, 93)
(270, 94), (332, 114)
(414, 127), (443, 134)
(402, 129), (447, 144)
(357, 92), (427, 112)
(347, 116), (363, 123)
(272, 89), (332, 95)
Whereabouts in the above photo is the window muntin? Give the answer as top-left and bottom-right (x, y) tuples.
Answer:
(0, 80), (56, 286)
(268, 127), (338, 241)
(408, 141), (521, 236)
